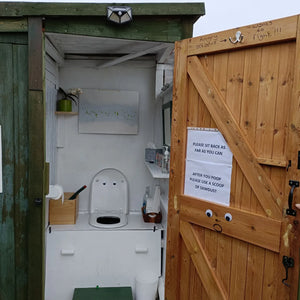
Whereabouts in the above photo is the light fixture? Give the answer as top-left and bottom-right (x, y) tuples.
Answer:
(107, 6), (132, 24)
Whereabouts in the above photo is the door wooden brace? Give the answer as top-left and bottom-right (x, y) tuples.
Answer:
(180, 220), (228, 300)
(180, 195), (281, 252)
(187, 56), (282, 220)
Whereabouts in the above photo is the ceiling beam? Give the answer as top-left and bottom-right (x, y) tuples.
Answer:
(157, 45), (174, 64)
(97, 43), (171, 68)
(45, 37), (64, 66)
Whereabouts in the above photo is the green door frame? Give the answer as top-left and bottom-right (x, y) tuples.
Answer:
(27, 17), (45, 300)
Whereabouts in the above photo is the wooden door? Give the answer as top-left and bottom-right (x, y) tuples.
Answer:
(0, 33), (29, 300)
(166, 15), (300, 300)
(0, 18), (45, 300)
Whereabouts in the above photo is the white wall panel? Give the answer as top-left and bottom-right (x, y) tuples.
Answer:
(57, 59), (158, 211)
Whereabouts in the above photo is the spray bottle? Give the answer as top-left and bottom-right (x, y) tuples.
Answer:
(162, 146), (170, 173)
(142, 186), (150, 214)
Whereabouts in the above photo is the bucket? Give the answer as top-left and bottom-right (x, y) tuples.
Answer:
(135, 271), (158, 300)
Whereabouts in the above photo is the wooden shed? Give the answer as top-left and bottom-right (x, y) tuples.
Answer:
(0, 3), (205, 299)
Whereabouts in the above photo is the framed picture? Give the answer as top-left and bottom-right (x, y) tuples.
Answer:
(79, 89), (139, 135)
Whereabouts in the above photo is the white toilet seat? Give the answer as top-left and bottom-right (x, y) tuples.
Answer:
(89, 212), (128, 229)
(89, 168), (129, 229)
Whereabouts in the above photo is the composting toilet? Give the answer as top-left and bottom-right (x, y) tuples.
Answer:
(89, 168), (129, 228)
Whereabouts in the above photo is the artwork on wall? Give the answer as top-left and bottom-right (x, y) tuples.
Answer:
(79, 89), (139, 134)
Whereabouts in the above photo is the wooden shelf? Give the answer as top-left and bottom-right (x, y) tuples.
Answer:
(145, 162), (169, 179)
(55, 111), (78, 115)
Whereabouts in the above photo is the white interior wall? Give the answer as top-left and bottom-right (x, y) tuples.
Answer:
(45, 54), (59, 186)
(55, 58), (161, 212)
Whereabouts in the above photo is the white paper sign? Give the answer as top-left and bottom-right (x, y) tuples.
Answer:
(184, 128), (233, 206)
(0, 125), (2, 193)
(184, 160), (232, 206)
(186, 128), (232, 165)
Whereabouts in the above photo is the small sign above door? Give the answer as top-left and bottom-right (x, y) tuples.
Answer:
(184, 127), (233, 206)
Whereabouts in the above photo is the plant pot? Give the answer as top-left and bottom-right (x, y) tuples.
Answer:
(57, 99), (72, 112)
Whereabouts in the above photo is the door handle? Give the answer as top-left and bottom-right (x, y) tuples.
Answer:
(286, 180), (299, 216)
(282, 256), (294, 287)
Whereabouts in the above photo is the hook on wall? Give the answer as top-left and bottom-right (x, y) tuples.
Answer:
(229, 31), (243, 44)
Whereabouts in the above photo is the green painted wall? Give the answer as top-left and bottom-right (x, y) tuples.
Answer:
(0, 33), (28, 300)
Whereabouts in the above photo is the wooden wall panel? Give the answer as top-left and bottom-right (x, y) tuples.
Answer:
(255, 45), (281, 160)
(273, 43), (295, 161)
(0, 42), (15, 300)
(179, 239), (191, 299)
(0, 36), (28, 300)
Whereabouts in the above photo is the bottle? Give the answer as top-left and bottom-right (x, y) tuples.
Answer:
(142, 186), (150, 214)
(162, 146), (170, 173)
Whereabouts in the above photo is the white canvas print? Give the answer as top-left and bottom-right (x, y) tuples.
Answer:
(79, 89), (139, 134)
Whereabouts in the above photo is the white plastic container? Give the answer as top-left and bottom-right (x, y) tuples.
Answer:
(135, 271), (158, 300)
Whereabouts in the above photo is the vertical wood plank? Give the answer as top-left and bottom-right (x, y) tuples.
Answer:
(28, 17), (43, 90)
(0, 41), (15, 300)
(272, 43), (295, 161)
(187, 78), (199, 127)
(229, 240), (248, 299)
(255, 45), (280, 159)
(240, 47), (262, 147)
(199, 55), (214, 128)
(285, 15), (300, 300)
(245, 245), (266, 300)
(189, 263), (203, 300)
(262, 251), (278, 300)
(180, 240), (191, 299)
(225, 51), (245, 121)
(13, 43), (29, 300)
(165, 39), (189, 300)
(28, 17), (45, 300)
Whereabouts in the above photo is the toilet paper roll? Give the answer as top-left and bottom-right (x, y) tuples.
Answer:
(46, 185), (64, 204)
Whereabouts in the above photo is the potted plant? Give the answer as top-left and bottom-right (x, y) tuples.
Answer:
(56, 87), (82, 112)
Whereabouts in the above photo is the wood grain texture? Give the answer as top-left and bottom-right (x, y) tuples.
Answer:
(13, 43), (29, 300)
(28, 17), (45, 300)
(188, 15), (297, 56)
(28, 17), (43, 91)
(0, 18), (27, 32)
(0, 41), (16, 300)
(0, 37), (29, 300)
(165, 39), (189, 300)
(165, 14), (300, 300)
(0, 2), (205, 17)
(285, 15), (300, 300)
(180, 195), (281, 252)
(180, 221), (228, 300)
(187, 56), (282, 219)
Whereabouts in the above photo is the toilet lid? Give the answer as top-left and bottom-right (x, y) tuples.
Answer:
(89, 168), (128, 214)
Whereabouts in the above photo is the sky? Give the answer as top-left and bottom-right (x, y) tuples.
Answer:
(5, 0), (300, 37)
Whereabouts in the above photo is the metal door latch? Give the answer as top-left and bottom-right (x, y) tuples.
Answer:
(286, 180), (299, 216)
(282, 256), (294, 287)
(34, 198), (43, 206)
